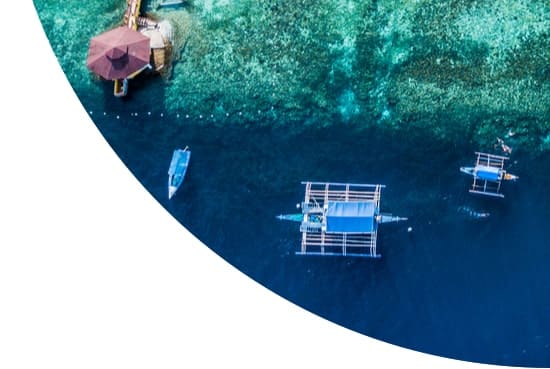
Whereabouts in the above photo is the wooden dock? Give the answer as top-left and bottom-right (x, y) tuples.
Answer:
(113, 0), (176, 94)
(123, 0), (142, 30)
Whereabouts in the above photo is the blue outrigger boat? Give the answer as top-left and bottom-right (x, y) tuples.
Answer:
(168, 146), (191, 199)
(277, 182), (407, 258)
(460, 152), (518, 198)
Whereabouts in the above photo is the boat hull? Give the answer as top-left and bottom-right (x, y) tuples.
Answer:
(168, 147), (190, 199)
(504, 173), (519, 181)
(460, 166), (475, 176)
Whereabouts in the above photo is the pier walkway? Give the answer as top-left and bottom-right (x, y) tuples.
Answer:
(123, 0), (142, 30)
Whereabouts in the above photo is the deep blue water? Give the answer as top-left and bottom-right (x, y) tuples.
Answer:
(32, 0), (550, 363)
(76, 76), (550, 367)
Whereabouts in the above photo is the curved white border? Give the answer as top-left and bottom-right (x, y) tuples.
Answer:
(0, 2), (526, 368)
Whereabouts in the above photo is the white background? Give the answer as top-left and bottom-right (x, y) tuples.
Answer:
(0, 2), (523, 368)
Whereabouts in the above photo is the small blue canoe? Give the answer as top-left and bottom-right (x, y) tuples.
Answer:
(168, 146), (191, 199)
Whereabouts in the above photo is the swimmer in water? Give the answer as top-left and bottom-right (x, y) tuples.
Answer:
(496, 137), (513, 154)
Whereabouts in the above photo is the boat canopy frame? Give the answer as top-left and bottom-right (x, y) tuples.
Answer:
(468, 152), (509, 198)
(298, 182), (385, 258)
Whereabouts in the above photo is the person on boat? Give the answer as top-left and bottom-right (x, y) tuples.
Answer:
(495, 137), (513, 154)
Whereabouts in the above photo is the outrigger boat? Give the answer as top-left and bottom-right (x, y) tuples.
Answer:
(168, 146), (191, 199)
(277, 182), (407, 258)
(460, 152), (518, 198)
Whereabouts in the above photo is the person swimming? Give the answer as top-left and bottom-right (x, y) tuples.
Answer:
(496, 137), (513, 154)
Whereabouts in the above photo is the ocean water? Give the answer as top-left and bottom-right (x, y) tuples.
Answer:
(34, 0), (550, 366)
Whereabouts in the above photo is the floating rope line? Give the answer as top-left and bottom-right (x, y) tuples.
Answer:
(85, 106), (278, 122)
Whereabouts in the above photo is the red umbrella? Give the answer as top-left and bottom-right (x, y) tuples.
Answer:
(87, 26), (151, 80)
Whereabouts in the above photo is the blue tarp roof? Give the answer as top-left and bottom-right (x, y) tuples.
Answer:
(475, 165), (500, 181)
(325, 201), (377, 233)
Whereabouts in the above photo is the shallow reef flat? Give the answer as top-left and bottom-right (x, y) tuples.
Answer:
(35, 0), (549, 151)
(167, 0), (548, 148)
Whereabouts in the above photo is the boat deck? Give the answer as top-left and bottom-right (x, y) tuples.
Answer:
(469, 152), (508, 198)
(299, 182), (384, 258)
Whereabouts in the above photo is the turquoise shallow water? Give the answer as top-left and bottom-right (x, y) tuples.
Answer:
(34, 0), (550, 366)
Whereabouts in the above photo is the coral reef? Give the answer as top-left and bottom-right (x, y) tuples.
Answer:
(165, 0), (548, 150)
(36, 0), (549, 151)
(34, 1), (124, 94)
